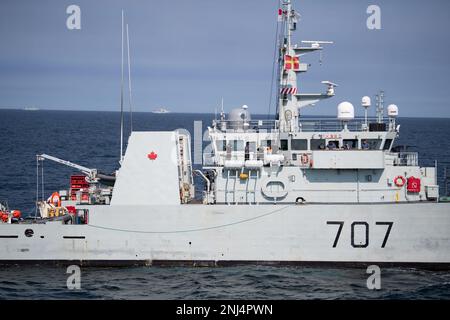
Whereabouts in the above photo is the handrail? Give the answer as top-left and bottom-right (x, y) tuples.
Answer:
(211, 117), (392, 132)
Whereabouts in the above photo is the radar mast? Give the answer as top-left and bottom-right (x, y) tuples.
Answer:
(276, 0), (336, 132)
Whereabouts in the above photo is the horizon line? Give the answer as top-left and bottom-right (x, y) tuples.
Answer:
(1, 106), (449, 120)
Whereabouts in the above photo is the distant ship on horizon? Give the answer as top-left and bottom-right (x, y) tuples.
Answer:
(151, 107), (170, 114)
(23, 106), (40, 111)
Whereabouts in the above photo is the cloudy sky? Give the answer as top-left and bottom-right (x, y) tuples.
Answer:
(1, 0), (449, 117)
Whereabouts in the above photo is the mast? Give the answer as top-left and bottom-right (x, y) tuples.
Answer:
(120, 10), (125, 163)
(126, 23), (133, 134)
(276, 0), (336, 133)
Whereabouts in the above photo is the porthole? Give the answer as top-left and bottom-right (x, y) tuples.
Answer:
(25, 229), (34, 238)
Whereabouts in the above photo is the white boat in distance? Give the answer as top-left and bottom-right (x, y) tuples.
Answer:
(152, 107), (170, 114)
(23, 107), (40, 111)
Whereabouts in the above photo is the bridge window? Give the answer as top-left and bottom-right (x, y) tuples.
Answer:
(216, 140), (227, 151)
(248, 141), (256, 153)
(326, 140), (339, 150)
(343, 139), (358, 150)
(233, 140), (244, 151)
(383, 139), (393, 151)
(280, 139), (289, 151)
(311, 139), (326, 150)
(362, 139), (382, 150)
(261, 140), (272, 148)
(291, 139), (308, 150)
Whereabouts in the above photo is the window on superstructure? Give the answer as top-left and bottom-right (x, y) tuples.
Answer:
(343, 139), (358, 150)
(233, 140), (244, 151)
(366, 139), (382, 150)
(383, 139), (393, 151)
(248, 141), (256, 153)
(280, 139), (289, 151)
(326, 140), (339, 150)
(216, 140), (227, 152)
(262, 140), (272, 148)
(311, 139), (326, 150)
(291, 139), (308, 150)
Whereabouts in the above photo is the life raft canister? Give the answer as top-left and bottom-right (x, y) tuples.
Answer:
(48, 192), (61, 207)
(407, 176), (421, 193)
(394, 176), (406, 187)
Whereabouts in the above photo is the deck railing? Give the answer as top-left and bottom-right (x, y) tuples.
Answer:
(298, 117), (390, 132)
(211, 117), (391, 133)
(393, 152), (419, 166)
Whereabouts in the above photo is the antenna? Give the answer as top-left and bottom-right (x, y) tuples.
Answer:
(375, 90), (384, 124)
(120, 10), (124, 164)
(220, 97), (225, 120)
(321, 81), (338, 96)
(126, 23), (133, 134)
(362, 96), (371, 130)
(301, 41), (333, 65)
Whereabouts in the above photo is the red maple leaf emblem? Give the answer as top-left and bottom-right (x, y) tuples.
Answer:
(147, 151), (157, 160)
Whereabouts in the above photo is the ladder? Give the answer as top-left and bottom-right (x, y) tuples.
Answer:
(176, 133), (194, 203)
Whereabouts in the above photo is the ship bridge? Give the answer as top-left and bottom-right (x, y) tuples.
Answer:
(205, 104), (401, 170)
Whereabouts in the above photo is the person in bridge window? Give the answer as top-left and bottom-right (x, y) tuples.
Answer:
(326, 141), (336, 150)
(361, 140), (369, 150)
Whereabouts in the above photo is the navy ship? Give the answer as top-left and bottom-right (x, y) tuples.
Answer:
(0, 0), (449, 267)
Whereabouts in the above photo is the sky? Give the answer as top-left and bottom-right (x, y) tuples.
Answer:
(0, 0), (450, 117)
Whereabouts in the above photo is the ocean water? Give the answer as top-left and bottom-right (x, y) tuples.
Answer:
(0, 109), (449, 299)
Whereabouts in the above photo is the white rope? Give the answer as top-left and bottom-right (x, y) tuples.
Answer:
(87, 205), (289, 234)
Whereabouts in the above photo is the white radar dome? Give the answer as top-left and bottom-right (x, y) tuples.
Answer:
(228, 105), (251, 129)
(387, 104), (399, 117)
(337, 101), (355, 120)
(362, 96), (371, 108)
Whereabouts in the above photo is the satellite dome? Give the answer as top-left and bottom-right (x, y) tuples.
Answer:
(362, 96), (371, 108)
(387, 104), (398, 117)
(337, 101), (355, 120)
(228, 105), (251, 129)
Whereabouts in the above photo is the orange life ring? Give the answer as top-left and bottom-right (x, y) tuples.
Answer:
(48, 192), (61, 207)
(394, 176), (406, 187)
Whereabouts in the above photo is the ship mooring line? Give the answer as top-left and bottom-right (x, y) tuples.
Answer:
(87, 205), (290, 234)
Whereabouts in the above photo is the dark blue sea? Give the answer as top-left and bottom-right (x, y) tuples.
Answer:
(0, 109), (449, 299)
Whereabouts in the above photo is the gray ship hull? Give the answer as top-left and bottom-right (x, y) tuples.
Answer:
(1, 202), (449, 268)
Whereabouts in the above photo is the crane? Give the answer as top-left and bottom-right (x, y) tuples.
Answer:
(37, 154), (98, 183)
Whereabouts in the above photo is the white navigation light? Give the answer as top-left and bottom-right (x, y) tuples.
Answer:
(242, 105), (248, 110)
(361, 96), (371, 129)
(387, 104), (398, 117)
(362, 96), (371, 108)
(337, 101), (355, 120)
